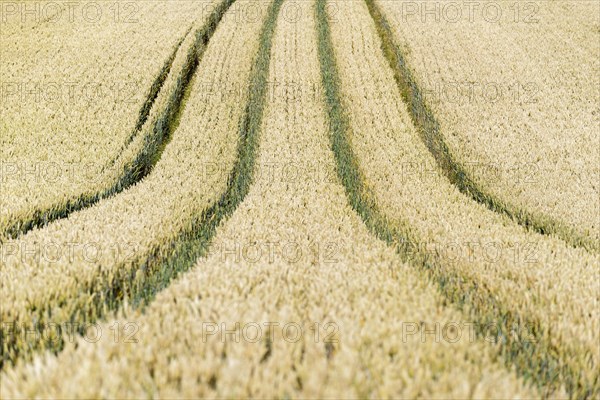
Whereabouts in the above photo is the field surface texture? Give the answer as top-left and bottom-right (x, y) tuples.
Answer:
(0, 0), (598, 398)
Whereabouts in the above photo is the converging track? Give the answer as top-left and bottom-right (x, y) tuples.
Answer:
(0, 0), (597, 398)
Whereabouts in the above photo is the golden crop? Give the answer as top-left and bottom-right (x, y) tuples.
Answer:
(376, 0), (600, 251)
(0, 0), (261, 367)
(1, 2), (540, 397)
(0, 0), (597, 398)
(0, 1), (216, 241)
(329, 0), (598, 396)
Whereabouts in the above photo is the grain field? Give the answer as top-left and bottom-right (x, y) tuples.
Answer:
(0, 0), (597, 398)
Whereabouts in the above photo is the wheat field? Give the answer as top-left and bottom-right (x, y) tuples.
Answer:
(0, 0), (598, 398)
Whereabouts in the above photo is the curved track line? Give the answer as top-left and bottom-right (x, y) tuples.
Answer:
(125, 0), (284, 308)
(2, 23), (193, 243)
(363, 0), (598, 254)
(0, 0), (283, 370)
(107, 23), (195, 167)
(315, 0), (596, 397)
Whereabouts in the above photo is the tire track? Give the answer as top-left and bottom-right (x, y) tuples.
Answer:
(0, 1), (537, 395)
(316, 0), (597, 397)
(363, 0), (598, 254)
(3, 13), (199, 243)
(0, 0), (260, 369)
(125, 0), (284, 309)
(107, 23), (195, 166)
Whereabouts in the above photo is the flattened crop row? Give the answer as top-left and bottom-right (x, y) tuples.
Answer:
(0, 0), (276, 368)
(1, 2), (538, 396)
(372, 0), (600, 253)
(319, 0), (598, 397)
(0, 2), (211, 242)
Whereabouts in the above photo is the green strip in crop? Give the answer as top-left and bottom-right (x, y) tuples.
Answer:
(1, 0), (285, 369)
(315, 0), (597, 397)
(2, 19), (195, 242)
(362, 0), (598, 254)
